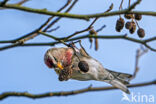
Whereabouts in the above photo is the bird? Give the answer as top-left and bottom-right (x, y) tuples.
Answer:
(44, 45), (132, 94)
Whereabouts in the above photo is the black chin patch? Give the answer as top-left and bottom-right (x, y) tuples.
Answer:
(78, 61), (89, 72)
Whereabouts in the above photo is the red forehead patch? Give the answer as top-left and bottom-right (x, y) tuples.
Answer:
(64, 49), (73, 66)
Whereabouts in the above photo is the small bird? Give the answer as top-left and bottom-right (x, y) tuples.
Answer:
(44, 45), (132, 94)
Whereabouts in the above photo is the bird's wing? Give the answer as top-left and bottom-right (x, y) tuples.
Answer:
(79, 42), (90, 57)
(79, 48), (90, 57)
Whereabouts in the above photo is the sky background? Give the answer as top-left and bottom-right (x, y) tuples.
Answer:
(0, 0), (156, 104)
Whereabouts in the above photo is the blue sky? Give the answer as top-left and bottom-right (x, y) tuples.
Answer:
(0, 0), (156, 104)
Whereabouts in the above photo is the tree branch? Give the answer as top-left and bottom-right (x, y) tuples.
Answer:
(0, 1), (156, 20)
(127, 0), (141, 11)
(43, 0), (78, 32)
(0, 34), (156, 52)
(129, 47), (148, 81)
(0, 80), (155, 100)
(0, 0), (9, 6)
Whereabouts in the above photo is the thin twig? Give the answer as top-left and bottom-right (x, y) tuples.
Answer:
(6, 0), (72, 44)
(57, 0), (72, 12)
(144, 36), (156, 42)
(127, 0), (141, 12)
(64, 3), (113, 41)
(43, 0), (78, 32)
(96, 25), (106, 32)
(0, 80), (155, 100)
(119, 0), (124, 10)
(16, 0), (29, 5)
(39, 32), (69, 47)
(46, 26), (60, 32)
(144, 43), (156, 52)
(129, 47), (148, 81)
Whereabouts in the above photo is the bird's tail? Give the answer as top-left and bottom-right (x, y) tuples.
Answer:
(105, 69), (132, 94)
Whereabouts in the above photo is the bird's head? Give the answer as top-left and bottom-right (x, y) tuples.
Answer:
(44, 48), (74, 70)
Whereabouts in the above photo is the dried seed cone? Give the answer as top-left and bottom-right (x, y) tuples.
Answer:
(115, 17), (125, 32)
(137, 28), (145, 38)
(124, 14), (133, 19)
(129, 21), (136, 34)
(125, 21), (132, 29)
(135, 14), (142, 21)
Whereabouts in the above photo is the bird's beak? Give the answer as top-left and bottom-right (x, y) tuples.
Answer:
(57, 62), (64, 70)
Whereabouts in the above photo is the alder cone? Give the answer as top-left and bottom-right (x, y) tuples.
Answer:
(124, 14), (133, 19)
(115, 17), (125, 32)
(137, 28), (145, 38)
(129, 21), (136, 34)
(125, 21), (132, 29)
(135, 14), (142, 21)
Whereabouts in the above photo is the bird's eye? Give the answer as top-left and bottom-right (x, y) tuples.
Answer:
(45, 57), (55, 68)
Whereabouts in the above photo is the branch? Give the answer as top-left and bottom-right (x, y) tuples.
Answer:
(0, 34), (156, 51)
(0, 0), (72, 45)
(0, 80), (155, 100)
(129, 46), (148, 81)
(0, 0), (9, 6)
(0, 1), (156, 20)
(127, 0), (141, 11)
(16, 0), (29, 5)
(16, 0), (72, 43)
(43, 0), (78, 32)
(144, 36), (156, 42)
(58, 3), (113, 41)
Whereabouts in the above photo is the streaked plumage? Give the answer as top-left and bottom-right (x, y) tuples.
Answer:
(44, 46), (132, 94)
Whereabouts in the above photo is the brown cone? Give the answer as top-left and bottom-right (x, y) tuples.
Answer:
(124, 14), (133, 19)
(125, 21), (133, 29)
(115, 17), (125, 32)
(129, 21), (136, 34)
(135, 14), (142, 21)
(137, 28), (145, 38)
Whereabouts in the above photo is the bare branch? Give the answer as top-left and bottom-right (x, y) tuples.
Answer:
(64, 3), (113, 41)
(0, 80), (155, 100)
(0, 0), (9, 6)
(0, 0), (72, 45)
(16, 0), (29, 5)
(0, 34), (156, 51)
(43, 0), (78, 32)
(144, 43), (156, 52)
(46, 26), (60, 32)
(127, 0), (141, 11)
(57, 0), (72, 12)
(1, 0), (156, 20)
(129, 47), (148, 81)
(144, 36), (156, 42)
(96, 25), (106, 32)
